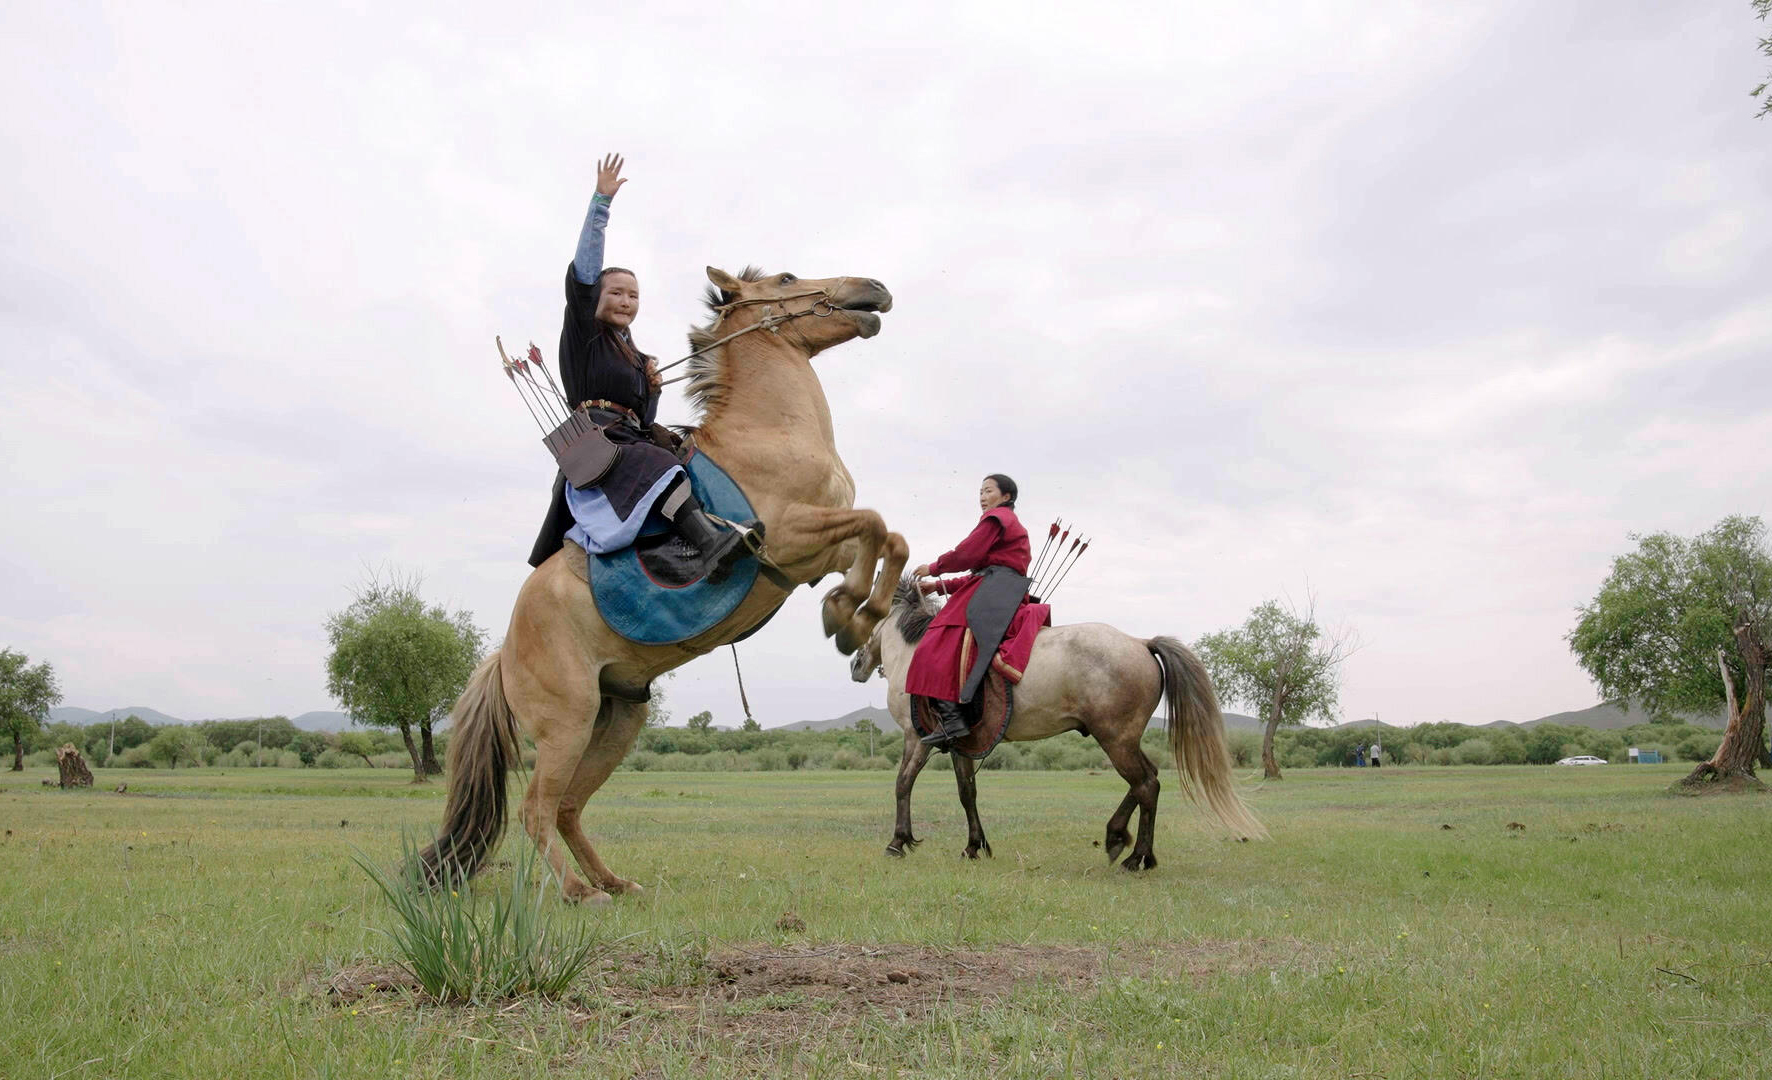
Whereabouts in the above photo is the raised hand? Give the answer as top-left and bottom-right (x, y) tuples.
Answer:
(596, 153), (628, 198)
(645, 356), (662, 392)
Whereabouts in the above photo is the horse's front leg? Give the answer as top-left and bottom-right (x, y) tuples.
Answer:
(771, 503), (906, 655)
(953, 753), (991, 859)
(887, 729), (931, 857)
(852, 529), (910, 650)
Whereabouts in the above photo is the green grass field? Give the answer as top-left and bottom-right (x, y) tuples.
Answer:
(2, 762), (1767, 1078)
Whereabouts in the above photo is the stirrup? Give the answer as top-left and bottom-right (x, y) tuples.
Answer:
(671, 508), (750, 583)
(919, 728), (955, 749)
(921, 699), (971, 747)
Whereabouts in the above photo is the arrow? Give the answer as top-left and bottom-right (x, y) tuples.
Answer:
(1027, 519), (1060, 587)
(1043, 538), (1091, 602)
(1033, 531), (1080, 597)
(1032, 522), (1070, 588)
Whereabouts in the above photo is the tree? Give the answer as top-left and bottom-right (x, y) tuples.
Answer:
(147, 727), (204, 769)
(1196, 597), (1355, 780)
(1569, 516), (1770, 790)
(686, 710), (714, 734)
(0, 649), (61, 772)
(198, 716), (298, 753)
(853, 715), (880, 757)
(324, 572), (486, 782)
(337, 731), (377, 767)
(645, 671), (675, 728)
(288, 730), (330, 766)
(1754, 0), (1771, 118)
(741, 715), (762, 733)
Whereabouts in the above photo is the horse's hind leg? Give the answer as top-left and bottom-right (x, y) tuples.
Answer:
(1103, 789), (1138, 865)
(555, 697), (651, 897)
(952, 753), (991, 859)
(887, 730), (932, 857)
(519, 712), (605, 904)
(1098, 729), (1161, 872)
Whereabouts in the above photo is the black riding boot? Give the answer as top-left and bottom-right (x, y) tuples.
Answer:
(661, 482), (753, 583)
(920, 698), (973, 747)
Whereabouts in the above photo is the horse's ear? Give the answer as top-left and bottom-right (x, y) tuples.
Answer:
(706, 266), (743, 292)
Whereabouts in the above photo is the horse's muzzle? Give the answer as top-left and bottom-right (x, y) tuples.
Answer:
(835, 280), (892, 315)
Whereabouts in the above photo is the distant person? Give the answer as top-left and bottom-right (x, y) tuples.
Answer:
(906, 474), (1034, 748)
(1356, 745), (1367, 767)
(1370, 742), (1382, 768)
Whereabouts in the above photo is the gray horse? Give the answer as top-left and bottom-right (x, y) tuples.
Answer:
(850, 579), (1266, 869)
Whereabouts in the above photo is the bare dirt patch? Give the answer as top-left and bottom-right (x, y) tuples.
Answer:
(315, 937), (1314, 1049)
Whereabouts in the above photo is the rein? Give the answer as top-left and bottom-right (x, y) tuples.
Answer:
(653, 282), (848, 387)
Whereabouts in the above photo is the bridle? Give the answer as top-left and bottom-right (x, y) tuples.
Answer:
(654, 278), (852, 387)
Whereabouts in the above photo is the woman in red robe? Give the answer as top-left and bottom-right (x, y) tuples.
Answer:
(905, 474), (1038, 746)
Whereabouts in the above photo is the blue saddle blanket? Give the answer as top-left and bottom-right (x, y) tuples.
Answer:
(589, 450), (760, 645)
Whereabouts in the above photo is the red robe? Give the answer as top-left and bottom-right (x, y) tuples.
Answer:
(905, 507), (1052, 702)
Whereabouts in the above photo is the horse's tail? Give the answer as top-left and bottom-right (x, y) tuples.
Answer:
(414, 651), (520, 885)
(1147, 636), (1268, 841)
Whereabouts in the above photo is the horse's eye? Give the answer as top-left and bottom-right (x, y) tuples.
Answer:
(779, 274), (796, 284)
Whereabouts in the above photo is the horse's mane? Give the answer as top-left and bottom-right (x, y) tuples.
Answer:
(681, 265), (769, 426)
(892, 575), (939, 643)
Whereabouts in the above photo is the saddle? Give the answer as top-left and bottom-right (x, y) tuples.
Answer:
(569, 449), (783, 646)
(910, 671), (1014, 760)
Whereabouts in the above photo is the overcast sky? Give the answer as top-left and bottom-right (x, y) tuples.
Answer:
(3, 1), (1769, 730)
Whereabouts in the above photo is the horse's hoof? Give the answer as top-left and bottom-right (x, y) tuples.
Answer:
(832, 623), (862, 657)
(821, 587), (856, 637)
(1104, 841), (1126, 864)
(885, 845), (904, 858)
(605, 879), (645, 897)
(962, 848), (982, 860)
(563, 881), (613, 906)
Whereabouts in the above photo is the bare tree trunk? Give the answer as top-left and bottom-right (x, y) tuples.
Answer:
(419, 720), (442, 776)
(1262, 702), (1283, 780)
(399, 722), (425, 782)
(10, 732), (22, 772)
(56, 745), (93, 788)
(1680, 624), (1767, 790)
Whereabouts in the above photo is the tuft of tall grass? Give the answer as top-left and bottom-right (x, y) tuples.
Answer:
(353, 833), (613, 1004)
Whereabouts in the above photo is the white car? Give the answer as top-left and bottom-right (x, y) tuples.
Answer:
(1555, 755), (1608, 766)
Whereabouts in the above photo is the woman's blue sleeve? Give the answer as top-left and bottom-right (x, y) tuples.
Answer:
(571, 193), (612, 285)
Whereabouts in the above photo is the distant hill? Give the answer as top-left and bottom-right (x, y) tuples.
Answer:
(774, 706), (895, 732)
(192, 711), (356, 732)
(45, 697), (1732, 737)
(47, 706), (355, 731)
(291, 711), (354, 732)
(1222, 712), (1260, 732)
(1521, 699), (1727, 731)
(50, 705), (184, 727)
(1149, 710), (1260, 732)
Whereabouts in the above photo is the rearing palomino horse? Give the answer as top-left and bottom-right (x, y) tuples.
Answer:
(851, 579), (1266, 868)
(421, 267), (907, 903)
